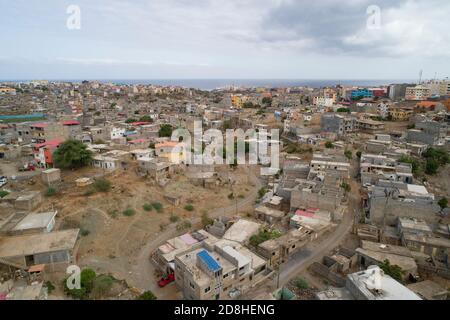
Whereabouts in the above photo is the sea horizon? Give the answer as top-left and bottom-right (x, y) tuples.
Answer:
(0, 78), (416, 91)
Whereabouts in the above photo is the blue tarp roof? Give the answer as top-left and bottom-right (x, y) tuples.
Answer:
(197, 250), (221, 272)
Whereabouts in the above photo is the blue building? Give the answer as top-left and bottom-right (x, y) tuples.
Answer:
(351, 88), (373, 99)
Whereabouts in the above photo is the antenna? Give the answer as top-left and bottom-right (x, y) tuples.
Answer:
(419, 70), (423, 84)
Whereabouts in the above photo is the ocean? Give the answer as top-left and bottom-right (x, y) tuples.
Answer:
(2, 79), (413, 91)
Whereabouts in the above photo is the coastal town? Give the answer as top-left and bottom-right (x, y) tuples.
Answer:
(0, 79), (449, 300)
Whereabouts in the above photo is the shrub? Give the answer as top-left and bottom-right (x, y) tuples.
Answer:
(151, 202), (163, 213)
(228, 193), (234, 200)
(158, 124), (173, 138)
(84, 189), (95, 196)
(143, 203), (153, 212)
(169, 214), (180, 223)
(425, 158), (439, 175)
(379, 259), (404, 283)
(438, 198), (448, 209)
(177, 220), (192, 231)
(341, 182), (351, 193)
(81, 229), (90, 237)
(293, 277), (309, 290)
(258, 187), (267, 199)
(123, 208), (136, 217)
(45, 281), (55, 294)
(0, 190), (10, 198)
(184, 204), (194, 212)
(137, 290), (157, 300)
(344, 150), (353, 160)
(64, 268), (97, 300)
(93, 178), (111, 192)
(249, 229), (282, 247)
(45, 187), (57, 197)
(201, 212), (214, 228)
(91, 275), (115, 299)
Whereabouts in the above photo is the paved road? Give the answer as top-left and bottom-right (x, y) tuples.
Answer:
(275, 173), (360, 289)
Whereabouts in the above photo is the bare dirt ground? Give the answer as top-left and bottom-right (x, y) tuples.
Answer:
(7, 163), (261, 299)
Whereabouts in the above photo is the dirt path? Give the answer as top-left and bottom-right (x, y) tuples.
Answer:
(125, 166), (262, 295)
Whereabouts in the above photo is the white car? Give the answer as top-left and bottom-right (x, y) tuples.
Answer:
(0, 176), (7, 187)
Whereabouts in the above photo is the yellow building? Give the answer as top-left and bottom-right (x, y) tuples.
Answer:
(0, 87), (16, 94)
(388, 108), (413, 121)
(231, 94), (247, 109)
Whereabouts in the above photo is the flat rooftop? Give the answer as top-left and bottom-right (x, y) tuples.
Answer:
(222, 219), (261, 244)
(12, 211), (57, 231)
(0, 229), (79, 258)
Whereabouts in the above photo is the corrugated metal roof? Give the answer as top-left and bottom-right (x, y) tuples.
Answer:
(197, 250), (221, 272)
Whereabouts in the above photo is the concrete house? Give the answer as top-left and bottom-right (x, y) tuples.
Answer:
(0, 229), (80, 271)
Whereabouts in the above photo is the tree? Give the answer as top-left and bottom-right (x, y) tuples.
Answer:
(425, 158), (439, 175)
(159, 124), (173, 138)
(53, 140), (93, 169)
(325, 141), (334, 149)
(139, 115), (153, 123)
(344, 150), (353, 160)
(341, 182), (351, 193)
(337, 108), (350, 113)
(262, 97), (272, 107)
(438, 198), (448, 210)
(125, 118), (138, 123)
(399, 155), (422, 176)
(379, 259), (404, 283)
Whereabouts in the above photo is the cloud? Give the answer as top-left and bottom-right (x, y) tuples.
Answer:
(257, 0), (450, 57)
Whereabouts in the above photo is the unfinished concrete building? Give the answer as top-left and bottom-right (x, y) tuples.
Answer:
(364, 180), (440, 226)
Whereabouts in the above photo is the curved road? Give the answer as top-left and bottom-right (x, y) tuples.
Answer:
(125, 166), (262, 296)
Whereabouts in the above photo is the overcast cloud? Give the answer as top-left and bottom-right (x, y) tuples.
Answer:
(0, 0), (449, 79)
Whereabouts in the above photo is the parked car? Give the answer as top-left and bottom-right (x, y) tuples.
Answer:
(158, 273), (175, 288)
(18, 164), (36, 172)
(0, 176), (7, 187)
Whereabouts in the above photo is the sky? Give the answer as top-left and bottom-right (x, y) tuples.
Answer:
(0, 0), (449, 80)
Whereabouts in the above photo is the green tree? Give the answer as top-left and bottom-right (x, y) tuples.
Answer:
(341, 182), (351, 193)
(325, 141), (334, 149)
(139, 115), (153, 123)
(425, 158), (439, 175)
(344, 150), (353, 160)
(158, 124), (173, 138)
(125, 118), (138, 123)
(53, 140), (93, 169)
(337, 108), (350, 113)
